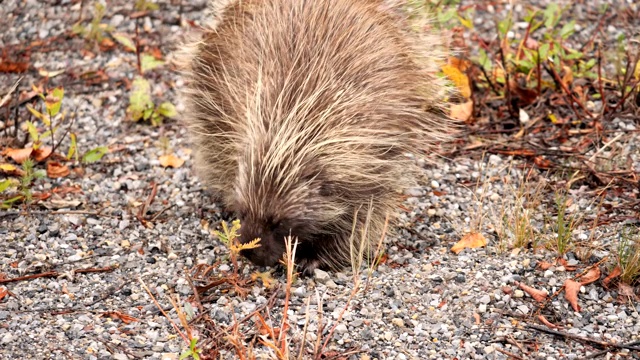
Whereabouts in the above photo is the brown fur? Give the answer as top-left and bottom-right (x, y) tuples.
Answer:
(177, 0), (457, 275)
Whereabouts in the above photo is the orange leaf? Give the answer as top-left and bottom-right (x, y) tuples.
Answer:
(449, 100), (474, 122)
(0, 287), (8, 301)
(473, 313), (481, 325)
(564, 279), (582, 312)
(451, 232), (487, 254)
(159, 154), (185, 168)
(578, 267), (601, 285)
(603, 266), (622, 289)
(515, 281), (548, 302)
(46, 161), (70, 179)
(2, 147), (33, 164)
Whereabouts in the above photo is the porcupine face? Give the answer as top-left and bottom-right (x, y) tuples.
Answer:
(230, 159), (333, 269)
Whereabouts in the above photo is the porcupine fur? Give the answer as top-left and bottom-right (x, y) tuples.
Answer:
(177, 0), (457, 275)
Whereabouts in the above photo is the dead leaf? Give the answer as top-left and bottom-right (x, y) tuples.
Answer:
(159, 154), (185, 168)
(538, 315), (561, 329)
(451, 232), (487, 254)
(502, 286), (513, 295)
(38, 69), (65, 78)
(578, 267), (601, 285)
(557, 258), (577, 271)
(564, 279), (582, 312)
(0, 287), (8, 301)
(515, 281), (548, 302)
(603, 266), (622, 289)
(100, 311), (139, 324)
(533, 156), (553, 169)
(561, 65), (573, 87)
(47, 161), (70, 179)
(0, 60), (28, 73)
(450, 100), (474, 122)
(473, 313), (481, 325)
(33, 147), (52, 162)
(537, 261), (554, 270)
(2, 147), (33, 164)
(42, 198), (82, 210)
(618, 283), (636, 298)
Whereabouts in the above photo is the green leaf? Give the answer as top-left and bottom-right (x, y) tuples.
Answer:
(72, 23), (87, 35)
(26, 121), (39, 142)
(127, 77), (154, 121)
(141, 54), (165, 73)
(559, 20), (575, 39)
(543, 3), (559, 29)
(82, 146), (109, 164)
(156, 102), (177, 118)
(45, 87), (64, 117)
(112, 33), (136, 52)
(497, 17), (512, 37)
(539, 43), (550, 61)
(0, 179), (17, 193)
(34, 169), (46, 179)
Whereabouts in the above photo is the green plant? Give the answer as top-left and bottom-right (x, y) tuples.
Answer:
(550, 190), (580, 256)
(214, 219), (261, 273)
(1, 158), (46, 209)
(127, 76), (177, 126)
(72, 2), (114, 45)
(617, 225), (640, 285)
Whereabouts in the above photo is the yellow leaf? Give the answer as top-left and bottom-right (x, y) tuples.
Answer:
(441, 62), (471, 99)
(451, 232), (487, 254)
(251, 271), (276, 289)
(548, 113), (558, 124)
(0, 164), (17, 172)
(158, 154), (185, 168)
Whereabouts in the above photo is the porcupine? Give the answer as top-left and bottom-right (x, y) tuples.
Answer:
(177, 0), (457, 275)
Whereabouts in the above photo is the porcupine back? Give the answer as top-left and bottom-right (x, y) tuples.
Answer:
(177, 0), (456, 273)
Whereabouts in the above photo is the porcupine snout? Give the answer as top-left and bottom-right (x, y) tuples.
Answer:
(237, 216), (289, 267)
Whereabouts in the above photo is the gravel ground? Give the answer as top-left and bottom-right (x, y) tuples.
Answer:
(1, 1), (639, 359)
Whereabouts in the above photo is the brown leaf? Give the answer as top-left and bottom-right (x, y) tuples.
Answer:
(451, 232), (487, 254)
(515, 281), (548, 303)
(537, 261), (554, 270)
(0, 60), (29, 73)
(32, 147), (52, 162)
(2, 147), (33, 164)
(578, 267), (601, 286)
(564, 279), (582, 312)
(509, 79), (538, 106)
(100, 311), (139, 324)
(557, 258), (577, 271)
(473, 313), (481, 325)
(46, 161), (70, 179)
(502, 286), (513, 295)
(603, 266), (622, 289)
(538, 315), (561, 329)
(159, 154), (185, 168)
(533, 156), (553, 169)
(0, 287), (8, 301)
(618, 283), (636, 298)
(449, 100), (473, 122)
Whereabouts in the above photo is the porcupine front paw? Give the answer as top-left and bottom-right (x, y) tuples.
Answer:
(297, 257), (322, 277)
